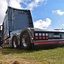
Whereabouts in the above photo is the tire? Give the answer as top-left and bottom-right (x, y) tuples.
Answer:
(20, 31), (32, 50)
(12, 37), (18, 48)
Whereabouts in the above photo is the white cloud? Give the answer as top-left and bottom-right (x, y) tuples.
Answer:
(52, 10), (64, 15)
(0, 0), (8, 25)
(34, 18), (51, 29)
(9, 0), (23, 9)
(0, 0), (47, 25)
(26, 0), (47, 10)
(0, 0), (23, 25)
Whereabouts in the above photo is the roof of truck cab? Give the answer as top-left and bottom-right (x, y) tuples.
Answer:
(6, 6), (30, 13)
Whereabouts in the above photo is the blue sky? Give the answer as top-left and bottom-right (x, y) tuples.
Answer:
(0, 0), (64, 30)
(20, 0), (64, 29)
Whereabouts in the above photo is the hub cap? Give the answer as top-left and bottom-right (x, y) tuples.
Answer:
(13, 41), (17, 48)
(22, 37), (27, 47)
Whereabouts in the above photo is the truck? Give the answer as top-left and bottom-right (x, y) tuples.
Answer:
(2, 6), (64, 50)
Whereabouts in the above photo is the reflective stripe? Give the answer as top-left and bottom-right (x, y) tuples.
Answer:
(34, 41), (60, 45)
(34, 40), (64, 45)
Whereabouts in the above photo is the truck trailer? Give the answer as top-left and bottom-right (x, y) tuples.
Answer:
(2, 7), (64, 49)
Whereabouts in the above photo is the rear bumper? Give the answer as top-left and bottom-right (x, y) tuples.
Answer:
(34, 40), (64, 49)
(34, 40), (64, 45)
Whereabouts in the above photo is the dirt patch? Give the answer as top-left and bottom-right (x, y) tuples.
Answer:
(0, 58), (28, 64)
(0, 58), (44, 64)
(0, 58), (31, 64)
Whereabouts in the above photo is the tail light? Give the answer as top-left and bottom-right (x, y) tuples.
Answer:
(42, 33), (45, 39)
(35, 33), (38, 40)
(35, 36), (38, 40)
(39, 33), (42, 39)
(46, 33), (48, 39)
(35, 32), (49, 40)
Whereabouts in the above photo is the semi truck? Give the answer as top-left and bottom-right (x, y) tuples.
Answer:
(2, 6), (64, 49)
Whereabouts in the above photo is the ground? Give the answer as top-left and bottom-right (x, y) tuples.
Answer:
(0, 46), (64, 64)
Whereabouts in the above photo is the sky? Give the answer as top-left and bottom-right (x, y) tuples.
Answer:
(0, 0), (64, 30)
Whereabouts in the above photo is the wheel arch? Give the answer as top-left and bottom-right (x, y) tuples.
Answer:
(20, 28), (34, 44)
(20, 28), (34, 50)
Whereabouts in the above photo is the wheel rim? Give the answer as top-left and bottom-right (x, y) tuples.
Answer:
(22, 37), (27, 47)
(22, 35), (27, 47)
(13, 41), (17, 48)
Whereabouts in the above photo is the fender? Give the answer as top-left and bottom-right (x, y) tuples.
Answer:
(20, 28), (34, 44)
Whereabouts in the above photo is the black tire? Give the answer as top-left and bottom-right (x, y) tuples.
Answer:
(12, 37), (18, 48)
(20, 31), (32, 50)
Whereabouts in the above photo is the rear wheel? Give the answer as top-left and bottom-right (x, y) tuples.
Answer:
(20, 31), (32, 50)
(12, 37), (18, 48)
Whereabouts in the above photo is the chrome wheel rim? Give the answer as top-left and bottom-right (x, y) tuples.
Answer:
(22, 37), (27, 47)
(13, 41), (17, 48)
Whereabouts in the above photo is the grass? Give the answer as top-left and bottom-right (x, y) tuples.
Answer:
(0, 46), (64, 64)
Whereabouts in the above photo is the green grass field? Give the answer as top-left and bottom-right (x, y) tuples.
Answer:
(0, 46), (64, 64)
